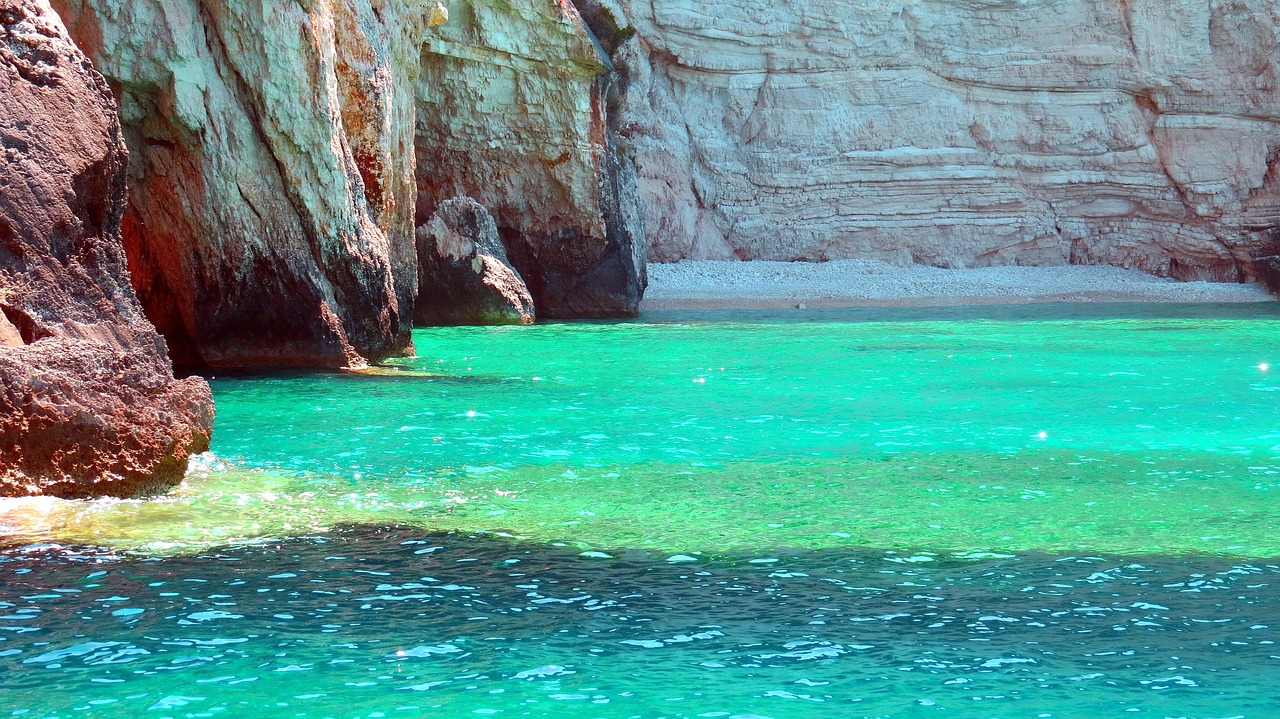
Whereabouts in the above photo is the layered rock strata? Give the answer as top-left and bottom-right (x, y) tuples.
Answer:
(415, 0), (646, 317)
(611, 0), (1280, 281)
(52, 0), (432, 367)
(415, 196), (536, 325)
(1, 0), (213, 498)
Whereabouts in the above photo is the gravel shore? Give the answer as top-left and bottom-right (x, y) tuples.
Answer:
(641, 260), (1276, 310)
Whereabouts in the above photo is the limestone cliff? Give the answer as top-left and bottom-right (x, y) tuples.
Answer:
(54, 0), (646, 363)
(415, 0), (646, 317)
(1, 0), (214, 498)
(52, 0), (430, 367)
(611, 0), (1280, 281)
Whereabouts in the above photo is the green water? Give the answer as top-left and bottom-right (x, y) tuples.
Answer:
(2, 303), (1280, 717)
(7, 304), (1279, 558)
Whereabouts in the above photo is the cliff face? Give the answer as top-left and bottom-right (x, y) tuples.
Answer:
(1, 0), (213, 498)
(52, 0), (645, 361)
(613, 0), (1280, 280)
(52, 0), (431, 367)
(416, 0), (646, 317)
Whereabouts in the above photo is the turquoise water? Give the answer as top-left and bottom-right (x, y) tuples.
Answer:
(2, 303), (1280, 717)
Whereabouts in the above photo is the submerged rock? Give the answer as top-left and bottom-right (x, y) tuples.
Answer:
(415, 197), (536, 326)
(53, 0), (432, 368)
(0, 0), (213, 498)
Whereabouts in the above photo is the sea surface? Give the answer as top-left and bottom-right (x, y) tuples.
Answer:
(2, 303), (1279, 718)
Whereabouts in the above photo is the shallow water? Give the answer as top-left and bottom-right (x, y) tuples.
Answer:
(3, 303), (1279, 717)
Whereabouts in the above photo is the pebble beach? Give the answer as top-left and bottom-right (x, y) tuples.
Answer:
(642, 260), (1276, 310)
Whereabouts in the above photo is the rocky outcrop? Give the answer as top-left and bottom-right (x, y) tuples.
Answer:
(415, 0), (646, 317)
(51, 0), (433, 367)
(51, 0), (646, 355)
(1, 0), (213, 498)
(415, 196), (536, 325)
(611, 0), (1280, 281)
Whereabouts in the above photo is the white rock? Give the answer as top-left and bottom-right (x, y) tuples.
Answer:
(614, 0), (1280, 281)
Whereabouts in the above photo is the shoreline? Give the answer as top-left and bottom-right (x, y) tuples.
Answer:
(641, 260), (1276, 311)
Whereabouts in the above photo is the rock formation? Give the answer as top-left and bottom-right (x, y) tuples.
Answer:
(50, 0), (646, 354)
(1, 0), (213, 498)
(415, 0), (646, 317)
(1254, 230), (1280, 296)
(610, 0), (1280, 282)
(51, 0), (432, 367)
(415, 196), (536, 325)
(1256, 256), (1280, 295)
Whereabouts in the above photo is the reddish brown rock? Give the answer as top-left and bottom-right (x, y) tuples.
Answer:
(0, 0), (213, 498)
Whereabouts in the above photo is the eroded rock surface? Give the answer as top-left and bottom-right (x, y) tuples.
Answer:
(415, 196), (536, 325)
(415, 0), (646, 317)
(53, 0), (433, 367)
(1256, 257), (1280, 295)
(1254, 230), (1280, 296)
(1, 0), (213, 498)
(613, 0), (1280, 280)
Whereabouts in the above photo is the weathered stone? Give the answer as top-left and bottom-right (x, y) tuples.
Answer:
(415, 197), (535, 326)
(52, 0), (432, 368)
(613, 0), (1280, 281)
(1255, 256), (1280, 296)
(1, 0), (214, 498)
(1254, 229), (1280, 297)
(414, 0), (646, 318)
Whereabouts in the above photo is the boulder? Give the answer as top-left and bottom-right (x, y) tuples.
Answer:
(415, 197), (535, 326)
(1256, 256), (1280, 296)
(0, 0), (213, 498)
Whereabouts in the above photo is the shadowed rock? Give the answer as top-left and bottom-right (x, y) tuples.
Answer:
(0, 0), (213, 498)
(414, 0), (646, 319)
(1256, 257), (1280, 297)
(53, 0), (432, 368)
(1252, 230), (1280, 297)
(415, 197), (535, 326)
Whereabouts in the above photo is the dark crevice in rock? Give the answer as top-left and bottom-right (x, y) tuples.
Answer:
(569, 0), (636, 57)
